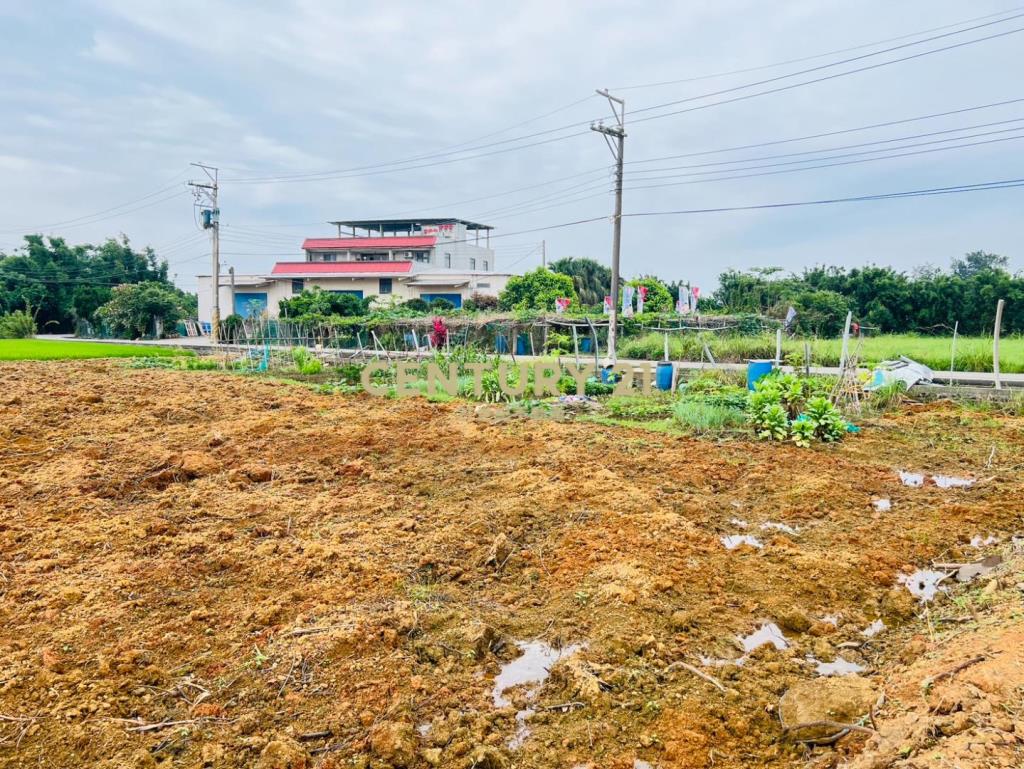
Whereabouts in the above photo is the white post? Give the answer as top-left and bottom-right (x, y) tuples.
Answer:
(804, 341), (811, 377)
(839, 311), (853, 373)
(774, 327), (782, 368)
(993, 299), (1005, 389)
(663, 332), (669, 362)
(950, 320), (959, 373)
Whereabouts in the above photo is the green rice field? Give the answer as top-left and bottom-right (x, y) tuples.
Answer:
(617, 332), (1024, 373)
(0, 339), (193, 361)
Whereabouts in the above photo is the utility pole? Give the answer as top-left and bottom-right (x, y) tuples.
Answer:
(189, 164), (220, 342)
(541, 239), (546, 269)
(591, 89), (625, 362)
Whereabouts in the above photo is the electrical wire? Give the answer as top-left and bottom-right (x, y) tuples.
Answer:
(612, 5), (1024, 90)
(624, 133), (1024, 191)
(622, 177), (1024, 218)
(222, 13), (1024, 186)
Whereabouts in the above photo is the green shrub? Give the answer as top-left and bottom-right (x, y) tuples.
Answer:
(429, 298), (456, 312)
(291, 347), (323, 375)
(790, 419), (816, 448)
(606, 395), (675, 420)
(673, 400), (747, 433)
(0, 309), (37, 338)
(403, 298), (430, 313)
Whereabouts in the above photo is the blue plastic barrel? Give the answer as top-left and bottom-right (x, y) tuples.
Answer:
(747, 359), (774, 390)
(656, 362), (674, 391)
(515, 334), (529, 355)
(404, 332), (417, 348)
(580, 337), (593, 353)
(496, 334), (509, 353)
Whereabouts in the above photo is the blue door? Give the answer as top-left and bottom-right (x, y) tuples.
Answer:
(234, 292), (268, 317)
(420, 292), (462, 308)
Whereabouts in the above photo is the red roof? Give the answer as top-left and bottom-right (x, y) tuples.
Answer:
(302, 236), (435, 250)
(271, 261), (414, 275)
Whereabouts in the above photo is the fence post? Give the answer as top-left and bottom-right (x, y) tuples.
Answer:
(804, 340), (811, 377)
(950, 320), (959, 373)
(774, 327), (782, 368)
(839, 311), (853, 373)
(993, 300), (1005, 389)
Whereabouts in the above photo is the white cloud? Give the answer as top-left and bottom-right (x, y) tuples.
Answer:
(84, 30), (135, 66)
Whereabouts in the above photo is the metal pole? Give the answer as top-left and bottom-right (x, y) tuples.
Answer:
(541, 239), (546, 269)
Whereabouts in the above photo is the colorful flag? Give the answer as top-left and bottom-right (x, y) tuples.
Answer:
(555, 297), (571, 315)
(636, 285), (648, 314)
(622, 285), (635, 318)
(603, 295), (612, 314)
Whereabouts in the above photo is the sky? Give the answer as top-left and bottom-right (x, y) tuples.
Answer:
(1, 0), (1022, 294)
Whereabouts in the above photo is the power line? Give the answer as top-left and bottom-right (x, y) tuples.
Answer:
(623, 128), (1024, 189)
(627, 24), (1024, 128)
(0, 169), (190, 235)
(630, 114), (1024, 172)
(612, 5), (1024, 90)
(222, 13), (1023, 186)
(622, 177), (1024, 218)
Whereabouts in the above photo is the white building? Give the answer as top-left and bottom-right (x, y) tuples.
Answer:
(197, 218), (511, 323)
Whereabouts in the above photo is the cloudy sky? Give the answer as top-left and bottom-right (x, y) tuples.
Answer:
(1, 0), (1022, 293)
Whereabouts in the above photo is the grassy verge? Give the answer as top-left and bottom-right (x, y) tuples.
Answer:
(618, 332), (1023, 373)
(0, 339), (193, 361)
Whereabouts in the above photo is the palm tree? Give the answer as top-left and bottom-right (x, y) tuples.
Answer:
(550, 257), (611, 307)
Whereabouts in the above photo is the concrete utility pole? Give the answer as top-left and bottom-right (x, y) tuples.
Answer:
(189, 164), (220, 342)
(591, 89), (625, 362)
(541, 239), (546, 268)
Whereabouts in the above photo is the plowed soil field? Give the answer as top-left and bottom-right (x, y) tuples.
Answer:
(1, 360), (1022, 769)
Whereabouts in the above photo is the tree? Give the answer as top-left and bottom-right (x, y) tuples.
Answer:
(0, 234), (180, 332)
(96, 282), (192, 339)
(498, 267), (577, 311)
(951, 250), (1009, 278)
(550, 257), (610, 307)
(627, 276), (672, 313)
(278, 287), (368, 318)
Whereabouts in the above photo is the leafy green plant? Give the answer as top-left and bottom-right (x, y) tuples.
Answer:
(751, 402), (789, 440)
(790, 419), (816, 448)
(606, 395), (675, 420)
(803, 396), (846, 442)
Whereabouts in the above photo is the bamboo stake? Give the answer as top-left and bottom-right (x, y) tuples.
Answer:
(572, 325), (580, 368)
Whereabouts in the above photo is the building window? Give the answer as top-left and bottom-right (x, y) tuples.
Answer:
(483, 260), (488, 271)
(379, 278), (393, 295)
(444, 253), (451, 268)
(323, 252), (337, 262)
(291, 278), (305, 294)
(469, 258), (476, 270)
(412, 250), (430, 263)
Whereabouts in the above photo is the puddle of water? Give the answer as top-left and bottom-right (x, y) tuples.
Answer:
(492, 640), (585, 707)
(810, 655), (866, 676)
(899, 471), (925, 487)
(956, 554), (1002, 583)
(933, 474), (974, 489)
(739, 622), (789, 653)
(729, 517), (749, 528)
(508, 708), (535, 750)
(760, 521), (799, 536)
(700, 622), (789, 667)
(861, 619), (885, 637)
(872, 498), (892, 512)
(970, 535), (999, 548)
(721, 534), (763, 550)
(898, 569), (947, 602)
